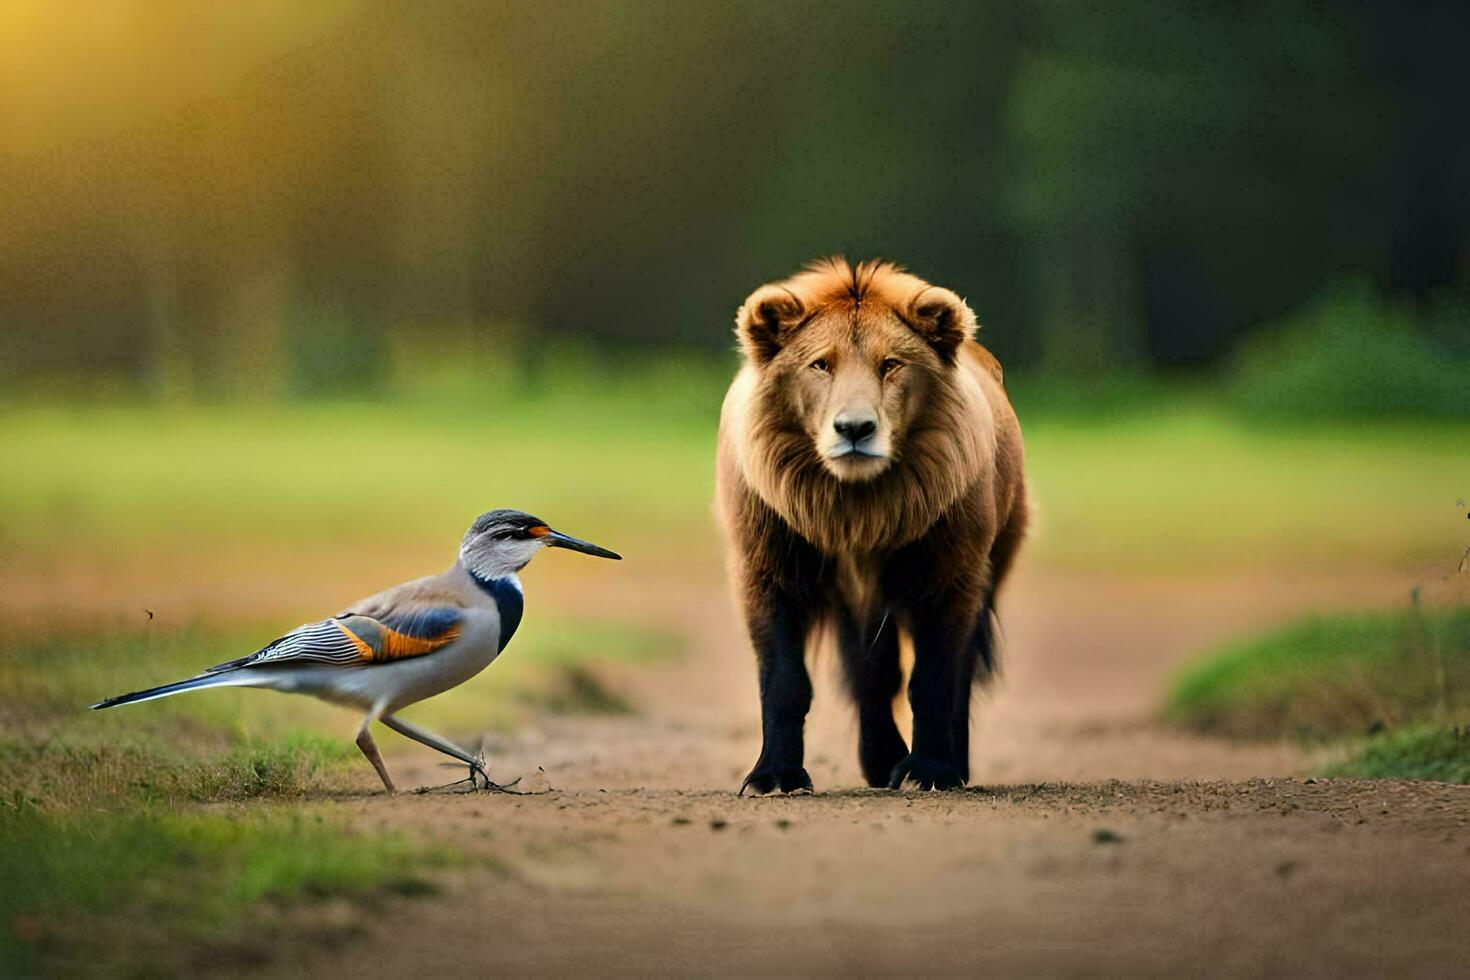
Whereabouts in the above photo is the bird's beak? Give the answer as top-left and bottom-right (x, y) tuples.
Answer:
(537, 527), (622, 560)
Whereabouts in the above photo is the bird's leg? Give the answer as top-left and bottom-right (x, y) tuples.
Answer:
(355, 725), (397, 795)
(381, 713), (522, 793)
(463, 735), (486, 789)
(464, 735), (507, 791)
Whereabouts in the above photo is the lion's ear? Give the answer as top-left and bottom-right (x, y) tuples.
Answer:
(907, 287), (977, 363)
(735, 285), (805, 364)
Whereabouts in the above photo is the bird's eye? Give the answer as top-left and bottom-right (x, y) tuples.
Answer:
(810, 358), (830, 373)
(880, 358), (903, 377)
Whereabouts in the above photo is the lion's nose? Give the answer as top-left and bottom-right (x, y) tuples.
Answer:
(833, 413), (877, 444)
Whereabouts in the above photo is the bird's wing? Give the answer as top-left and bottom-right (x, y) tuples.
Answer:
(209, 605), (466, 672)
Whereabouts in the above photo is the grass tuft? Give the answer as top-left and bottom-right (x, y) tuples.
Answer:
(1166, 605), (1470, 782)
(1325, 727), (1470, 784)
(182, 731), (360, 801)
(1166, 606), (1470, 741)
(0, 725), (358, 806)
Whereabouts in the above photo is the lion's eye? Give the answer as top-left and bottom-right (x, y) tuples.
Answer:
(810, 358), (830, 373)
(880, 358), (903, 377)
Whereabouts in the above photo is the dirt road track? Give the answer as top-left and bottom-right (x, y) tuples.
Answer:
(286, 562), (1469, 978)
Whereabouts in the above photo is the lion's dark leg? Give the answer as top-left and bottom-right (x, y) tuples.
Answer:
(949, 603), (995, 784)
(727, 486), (824, 797)
(951, 497), (1021, 785)
(836, 606), (907, 787)
(740, 592), (815, 796)
(890, 594), (978, 790)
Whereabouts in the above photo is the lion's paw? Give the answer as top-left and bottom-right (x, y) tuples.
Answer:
(888, 753), (965, 791)
(739, 763), (814, 796)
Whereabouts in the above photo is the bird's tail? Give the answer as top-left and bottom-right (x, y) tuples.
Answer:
(91, 670), (257, 710)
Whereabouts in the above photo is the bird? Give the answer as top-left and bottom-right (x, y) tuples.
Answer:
(92, 509), (621, 794)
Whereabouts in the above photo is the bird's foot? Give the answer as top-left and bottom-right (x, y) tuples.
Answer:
(416, 773), (477, 794)
(460, 759), (534, 794)
(415, 761), (544, 795)
(470, 764), (524, 794)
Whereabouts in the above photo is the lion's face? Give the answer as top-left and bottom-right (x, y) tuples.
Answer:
(735, 261), (979, 487)
(727, 260), (996, 554)
(773, 309), (938, 482)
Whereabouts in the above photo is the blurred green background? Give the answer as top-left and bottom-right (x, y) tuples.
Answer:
(1, 4), (1469, 970)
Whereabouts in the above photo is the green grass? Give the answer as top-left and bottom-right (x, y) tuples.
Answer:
(1019, 406), (1470, 570)
(0, 731), (357, 810)
(1324, 726), (1470, 783)
(0, 719), (448, 975)
(0, 624), (421, 973)
(0, 797), (448, 974)
(1166, 606), (1470, 740)
(1166, 605), (1470, 782)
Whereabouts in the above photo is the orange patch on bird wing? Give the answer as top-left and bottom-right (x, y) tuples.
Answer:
(378, 624), (462, 661)
(528, 525), (551, 537)
(332, 620), (375, 661)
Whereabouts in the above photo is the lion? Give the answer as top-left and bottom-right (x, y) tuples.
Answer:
(716, 258), (1027, 793)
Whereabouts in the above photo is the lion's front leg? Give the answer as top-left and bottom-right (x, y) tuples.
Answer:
(889, 594), (980, 791)
(834, 605), (908, 787)
(739, 592), (815, 796)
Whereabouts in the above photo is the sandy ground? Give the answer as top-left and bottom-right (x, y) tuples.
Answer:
(250, 559), (1470, 978)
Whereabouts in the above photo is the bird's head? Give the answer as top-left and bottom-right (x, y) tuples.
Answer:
(459, 509), (622, 580)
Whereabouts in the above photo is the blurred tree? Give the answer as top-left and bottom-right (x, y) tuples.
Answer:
(1003, 0), (1391, 371)
(0, 0), (1463, 395)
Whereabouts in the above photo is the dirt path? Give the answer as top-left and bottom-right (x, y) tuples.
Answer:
(287, 561), (1470, 978)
